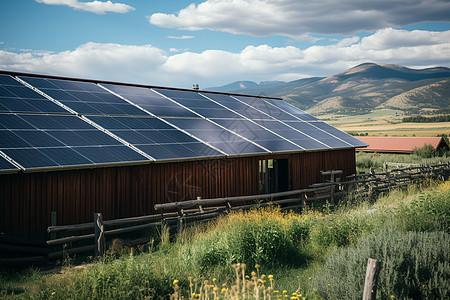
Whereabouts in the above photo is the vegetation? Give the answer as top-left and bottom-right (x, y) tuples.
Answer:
(1, 181), (449, 299)
(403, 114), (450, 123)
(355, 151), (450, 172)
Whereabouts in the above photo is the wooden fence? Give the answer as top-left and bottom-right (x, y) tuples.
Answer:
(1, 163), (449, 266)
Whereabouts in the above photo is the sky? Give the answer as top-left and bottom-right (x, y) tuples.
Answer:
(1, 0), (450, 89)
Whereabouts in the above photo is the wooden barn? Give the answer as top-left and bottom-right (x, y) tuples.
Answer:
(0, 71), (367, 240)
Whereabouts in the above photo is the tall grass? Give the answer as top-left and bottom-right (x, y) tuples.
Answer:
(313, 229), (450, 299)
(2, 181), (449, 299)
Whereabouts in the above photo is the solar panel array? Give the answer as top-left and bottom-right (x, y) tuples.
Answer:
(0, 73), (366, 173)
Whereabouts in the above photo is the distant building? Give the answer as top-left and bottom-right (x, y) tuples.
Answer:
(356, 136), (449, 154)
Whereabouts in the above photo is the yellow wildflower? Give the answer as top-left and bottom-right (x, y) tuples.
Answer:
(173, 280), (179, 285)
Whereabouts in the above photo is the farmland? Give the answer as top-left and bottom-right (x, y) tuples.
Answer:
(320, 109), (450, 137)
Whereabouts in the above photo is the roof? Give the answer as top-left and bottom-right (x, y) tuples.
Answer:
(0, 70), (367, 174)
(356, 136), (449, 154)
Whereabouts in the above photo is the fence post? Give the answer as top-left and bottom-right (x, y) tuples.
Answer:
(50, 211), (57, 240)
(330, 172), (335, 204)
(363, 258), (381, 300)
(94, 213), (105, 257)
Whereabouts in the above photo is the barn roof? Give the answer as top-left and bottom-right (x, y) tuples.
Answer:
(0, 70), (367, 173)
(356, 136), (449, 154)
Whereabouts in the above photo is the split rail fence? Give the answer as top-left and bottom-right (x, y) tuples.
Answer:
(1, 163), (449, 265)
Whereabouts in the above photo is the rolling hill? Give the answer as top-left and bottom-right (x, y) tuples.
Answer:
(207, 63), (450, 116)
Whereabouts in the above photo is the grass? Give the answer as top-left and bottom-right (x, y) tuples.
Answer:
(1, 181), (449, 299)
(355, 151), (450, 172)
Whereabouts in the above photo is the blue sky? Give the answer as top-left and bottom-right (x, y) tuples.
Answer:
(1, 0), (450, 89)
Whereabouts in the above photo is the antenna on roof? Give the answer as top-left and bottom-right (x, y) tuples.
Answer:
(193, 84), (199, 90)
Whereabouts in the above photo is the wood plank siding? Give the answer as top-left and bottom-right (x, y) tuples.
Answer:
(0, 149), (355, 239)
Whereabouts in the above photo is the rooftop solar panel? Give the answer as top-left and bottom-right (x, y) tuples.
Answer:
(88, 116), (223, 160)
(0, 113), (149, 170)
(155, 89), (242, 119)
(164, 117), (267, 155)
(283, 121), (352, 148)
(234, 95), (298, 121)
(20, 77), (145, 116)
(101, 84), (198, 118)
(308, 121), (368, 147)
(0, 75), (68, 114)
(250, 119), (330, 150)
(0, 155), (18, 172)
(200, 92), (274, 120)
(211, 118), (302, 152)
(0, 72), (365, 170)
(261, 98), (319, 121)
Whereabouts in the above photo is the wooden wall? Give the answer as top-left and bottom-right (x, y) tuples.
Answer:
(0, 149), (355, 239)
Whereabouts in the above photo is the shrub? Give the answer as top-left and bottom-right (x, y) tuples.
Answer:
(313, 229), (450, 300)
(394, 187), (450, 233)
(413, 143), (436, 158)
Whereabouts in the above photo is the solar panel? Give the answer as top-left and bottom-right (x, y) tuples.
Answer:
(261, 98), (319, 121)
(154, 89), (242, 119)
(88, 116), (223, 160)
(233, 95), (299, 121)
(20, 77), (145, 116)
(308, 121), (368, 147)
(0, 113), (149, 169)
(101, 84), (198, 118)
(0, 155), (19, 172)
(200, 92), (273, 120)
(211, 118), (302, 152)
(249, 119), (330, 150)
(164, 117), (267, 155)
(0, 75), (68, 114)
(283, 121), (352, 148)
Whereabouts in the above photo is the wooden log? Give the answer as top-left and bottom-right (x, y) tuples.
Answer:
(105, 222), (161, 236)
(47, 233), (95, 246)
(362, 258), (381, 300)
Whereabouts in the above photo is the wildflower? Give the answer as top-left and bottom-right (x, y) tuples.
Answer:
(213, 278), (217, 283)
(268, 275), (274, 280)
(255, 264), (260, 269)
(221, 288), (227, 293)
(245, 275), (250, 279)
(283, 290), (287, 294)
(308, 277), (312, 280)
(173, 280), (179, 285)
(274, 290), (280, 293)
(328, 284), (331, 286)
(262, 274), (266, 278)
(390, 296), (395, 299)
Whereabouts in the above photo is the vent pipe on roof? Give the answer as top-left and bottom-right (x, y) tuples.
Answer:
(193, 84), (199, 90)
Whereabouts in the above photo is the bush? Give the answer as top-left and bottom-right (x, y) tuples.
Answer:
(413, 144), (436, 158)
(184, 208), (309, 272)
(394, 187), (450, 233)
(313, 229), (450, 300)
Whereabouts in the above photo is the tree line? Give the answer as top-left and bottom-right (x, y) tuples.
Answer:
(402, 115), (450, 123)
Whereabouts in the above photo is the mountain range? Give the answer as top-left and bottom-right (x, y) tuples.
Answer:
(207, 63), (450, 115)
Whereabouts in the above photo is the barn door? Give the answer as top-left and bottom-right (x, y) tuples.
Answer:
(259, 158), (289, 194)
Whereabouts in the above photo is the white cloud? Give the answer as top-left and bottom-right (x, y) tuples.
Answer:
(167, 35), (195, 40)
(148, 0), (450, 39)
(0, 29), (449, 88)
(36, 0), (134, 14)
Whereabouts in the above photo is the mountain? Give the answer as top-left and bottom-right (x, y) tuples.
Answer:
(206, 63), (450, 115)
